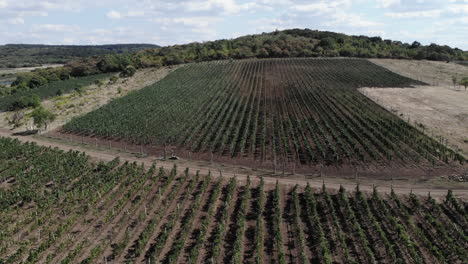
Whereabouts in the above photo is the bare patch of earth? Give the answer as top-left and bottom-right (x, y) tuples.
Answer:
(360, 85), (468, 158)
(369, 59), (468, 86)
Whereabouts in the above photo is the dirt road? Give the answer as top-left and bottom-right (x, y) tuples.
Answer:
(1, 128), (466, 200)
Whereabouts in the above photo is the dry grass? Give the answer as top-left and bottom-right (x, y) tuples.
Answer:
(362, 59), (468, 157)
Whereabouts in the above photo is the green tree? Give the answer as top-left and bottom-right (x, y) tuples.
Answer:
(9, 94), (41, 110)
(120, 65), (137, 78)
(30, 106), (56, 131)
(460, 77), (468, 91)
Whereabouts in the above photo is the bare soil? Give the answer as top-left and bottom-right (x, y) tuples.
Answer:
(369, 59), (468, 86)
(360, 85), (468, 157)
(363, 59), (468, 157)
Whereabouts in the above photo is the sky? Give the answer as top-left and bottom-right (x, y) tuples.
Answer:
(0, 0), (467, 49)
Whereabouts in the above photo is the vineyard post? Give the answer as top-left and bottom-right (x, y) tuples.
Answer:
(282, 158), (285, 176)
(95, 138), (97, 148)
(140, 144), (143, 155)
(109, 140), (111, 149)
(81, 135), (84, 144)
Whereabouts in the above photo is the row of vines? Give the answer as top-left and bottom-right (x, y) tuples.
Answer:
(62, 58), (465, 168)
(1, 136), (466, 263)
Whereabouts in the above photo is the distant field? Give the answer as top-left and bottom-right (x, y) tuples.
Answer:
(0, 73), (113, 111)
(62, 58), (464, 171)
(0, 136), (466, 263)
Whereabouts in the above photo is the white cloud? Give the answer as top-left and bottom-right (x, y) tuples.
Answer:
(0, 0), (7, 8)
(183, 0), (261, 15)
(32, 24), (80, 32)
(325, 13), (382, 27)
(106, 10), (121, 19)
(377, 0), (400, 8)
(384, 9), (442, 18)
(8, 17), (24, 24)
(447, 4), (468, 14)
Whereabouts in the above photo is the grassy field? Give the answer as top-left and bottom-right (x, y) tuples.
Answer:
(62, 58), (464, 171)
(0, 136), (466, 264)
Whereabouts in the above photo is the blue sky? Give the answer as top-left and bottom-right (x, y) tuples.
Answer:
(0, 0), (467, 49)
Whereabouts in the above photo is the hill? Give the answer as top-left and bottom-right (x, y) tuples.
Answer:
(0, 44), (159, 68)
(60, 58), (465, 176)
(8, 28), (467, 90)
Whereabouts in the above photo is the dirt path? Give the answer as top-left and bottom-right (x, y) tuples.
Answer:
(0, 127), (466, 200)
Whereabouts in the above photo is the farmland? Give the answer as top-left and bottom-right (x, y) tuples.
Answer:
(62, 58), (464, 173)
(0, 136), (466, 264)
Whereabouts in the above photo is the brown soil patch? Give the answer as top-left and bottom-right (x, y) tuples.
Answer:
(360, 86), (468, 157)
(369, 59), (468, 86)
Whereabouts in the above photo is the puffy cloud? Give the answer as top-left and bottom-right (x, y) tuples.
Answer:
(106, 10), (122, 19)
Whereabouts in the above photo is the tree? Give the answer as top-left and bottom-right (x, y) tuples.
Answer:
(452, 75), (458, 89)
(460, 77), (468, 91)
(30, 106), (56, 131)
(9, 94), (41, 110)
(120, 65), (136, 78)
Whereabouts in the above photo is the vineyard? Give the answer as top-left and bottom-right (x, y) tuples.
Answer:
(0, 73), (113, 111)
(61, 58), (465, 172)
(0, 137), (467, 264)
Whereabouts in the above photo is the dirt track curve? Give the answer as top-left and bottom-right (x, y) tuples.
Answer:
(0, 128), (467, 200)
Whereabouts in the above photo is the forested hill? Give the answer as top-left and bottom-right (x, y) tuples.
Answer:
(0, 44), (159, 68)
(8, 29), (468, 89)
(144, 28), (467, 63)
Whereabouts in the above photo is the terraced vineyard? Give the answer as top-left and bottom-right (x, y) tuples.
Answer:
(0, 137), (467, 264)
(61, 58), (464, 171)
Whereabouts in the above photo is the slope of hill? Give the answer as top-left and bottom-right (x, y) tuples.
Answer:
(60, 58), (465, 175)
(0, 136), (466, 263)
(0, 44), (159, 68)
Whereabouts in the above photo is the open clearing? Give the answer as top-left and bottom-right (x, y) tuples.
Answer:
(0, 64), (63, 75)
(369, 59), (468, 86)
(363, 59), (468, 157)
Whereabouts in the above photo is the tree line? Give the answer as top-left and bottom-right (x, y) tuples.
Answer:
(4, 28), (468, 94)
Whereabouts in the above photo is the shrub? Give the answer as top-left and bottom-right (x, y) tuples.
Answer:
(9, 94), (41, 110)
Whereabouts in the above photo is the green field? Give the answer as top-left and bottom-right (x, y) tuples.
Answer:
(0, 136), (466, 263)
(63, 58), (464, 168)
